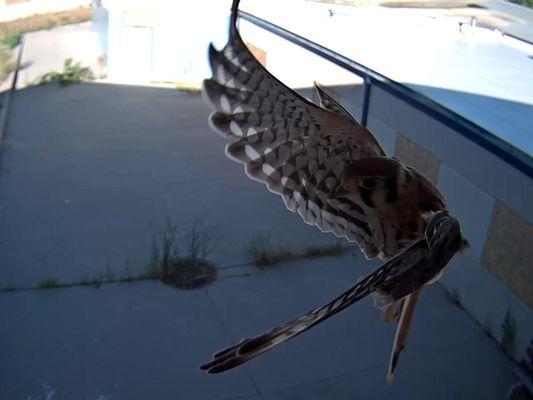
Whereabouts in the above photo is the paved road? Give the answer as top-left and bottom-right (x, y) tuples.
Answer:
(0, 83), (337, 288)
(0, 83), (515, 399)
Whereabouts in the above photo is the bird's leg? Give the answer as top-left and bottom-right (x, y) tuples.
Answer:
(381, 299), (403, 323)
(386, 287), (422, 384)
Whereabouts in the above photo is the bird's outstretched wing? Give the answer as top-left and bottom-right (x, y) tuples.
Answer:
(201, 238), (430, 373)
(203, 0), (386, 258)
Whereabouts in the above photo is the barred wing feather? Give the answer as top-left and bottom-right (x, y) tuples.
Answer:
(202, 0), (385, 258)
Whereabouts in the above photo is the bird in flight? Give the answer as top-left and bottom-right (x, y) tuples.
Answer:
(201, 0), (469, 382)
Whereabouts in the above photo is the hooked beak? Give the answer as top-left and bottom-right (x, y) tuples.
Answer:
(334, 185), (349, 198)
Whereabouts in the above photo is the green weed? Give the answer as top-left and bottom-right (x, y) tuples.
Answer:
(501, 309), (517, 355)
(38, 278), (59, 289)
(146, 217), (215, 289)
(38, 58), (94, 86)
(246, 232), (350, 267)
(2, 32), (21, 49)
(0, 47), (15, 82)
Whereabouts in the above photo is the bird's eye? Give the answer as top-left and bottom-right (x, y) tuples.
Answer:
(361, 178), (377, 188)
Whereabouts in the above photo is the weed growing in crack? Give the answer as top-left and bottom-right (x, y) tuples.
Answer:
(38, 278), (59, 289)
(146, 217), (216, 289)
(303, 242), (348, 258)
(246, 231), (350, 267)
(246, 232), (290, 266)
(184, 217), (211, 268)
(104, 255), (113, 281)
(147, 218), (179, 278)
(501, 309), (517, 356)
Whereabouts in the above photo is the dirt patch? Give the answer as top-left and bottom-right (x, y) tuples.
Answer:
(160, 259), (217, 290)
(0, 6), (92, 41)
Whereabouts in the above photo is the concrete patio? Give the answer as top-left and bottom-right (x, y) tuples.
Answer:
(0, 82), (515, 399)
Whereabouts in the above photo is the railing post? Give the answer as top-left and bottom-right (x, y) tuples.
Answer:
(361, 77), (371, 127)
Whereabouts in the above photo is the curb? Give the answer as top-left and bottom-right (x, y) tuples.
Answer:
(0, 35), (25, 145)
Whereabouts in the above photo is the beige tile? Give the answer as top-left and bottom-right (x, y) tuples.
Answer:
(245, 42), (267, 68)
(395, 133), (440, 184)
(483, 202), (533, 307)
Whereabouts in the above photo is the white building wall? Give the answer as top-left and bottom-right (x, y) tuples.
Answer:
(100, 0), (229, 85)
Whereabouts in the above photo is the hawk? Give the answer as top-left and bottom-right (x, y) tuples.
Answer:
(201, 0), (469, 382)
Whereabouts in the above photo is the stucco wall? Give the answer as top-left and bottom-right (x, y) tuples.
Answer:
(297, 81), (532, 361)
(362, 85), (533, 361)
(99, 0), (229, 84)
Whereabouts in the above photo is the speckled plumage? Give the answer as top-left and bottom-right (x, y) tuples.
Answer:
(201, 0), (467, 382)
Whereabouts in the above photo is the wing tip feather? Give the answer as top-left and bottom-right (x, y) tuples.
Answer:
(202, 78), (226, 111)
(208, 111), (233, 138)
(207, 43), (219, 74)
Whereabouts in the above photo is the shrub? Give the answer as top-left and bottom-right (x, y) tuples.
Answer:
(2, 32), (21, 49)
(38, 58), (94, 86)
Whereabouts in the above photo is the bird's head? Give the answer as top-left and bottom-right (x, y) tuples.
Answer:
(423, 211), (469, 265)
(335, 157), (403, 208)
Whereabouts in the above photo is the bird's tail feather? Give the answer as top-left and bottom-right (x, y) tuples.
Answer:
(200, 251), (404, 373)
(386, 288), (422, 384)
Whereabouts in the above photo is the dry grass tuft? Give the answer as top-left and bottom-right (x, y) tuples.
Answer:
(0, 47), (16, 82)
(0, 6), (92, 42)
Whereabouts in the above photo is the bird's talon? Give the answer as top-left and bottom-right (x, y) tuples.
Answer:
(381, 300), (402, 323)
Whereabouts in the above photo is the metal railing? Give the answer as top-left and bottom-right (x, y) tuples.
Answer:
(239, 11), (533, 179)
